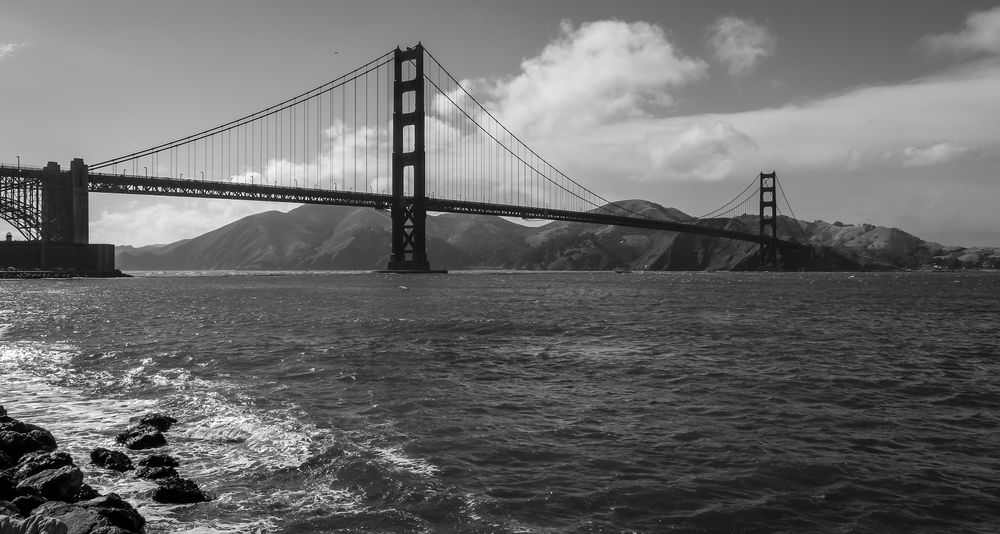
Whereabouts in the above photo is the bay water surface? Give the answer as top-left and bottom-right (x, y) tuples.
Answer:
(1, 271), (998, 533)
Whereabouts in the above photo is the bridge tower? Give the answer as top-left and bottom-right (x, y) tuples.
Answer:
(385, 44), (437, 272)
(758, 171), (778, 268)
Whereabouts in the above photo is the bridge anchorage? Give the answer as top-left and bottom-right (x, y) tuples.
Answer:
(2, 43), (805, 274)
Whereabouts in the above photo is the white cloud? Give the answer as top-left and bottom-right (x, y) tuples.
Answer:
(707, 16), (776, 76)
(486, 19), (707, 135)
(0, 43), (27, 60)
(921, 6), (1000, 57)
(899, 141), (973, 167)
(642, 120), (757, 180)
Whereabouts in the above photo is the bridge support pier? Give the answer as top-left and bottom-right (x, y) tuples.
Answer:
(758, 171), (778, 269)
(383, 44), (444, 273)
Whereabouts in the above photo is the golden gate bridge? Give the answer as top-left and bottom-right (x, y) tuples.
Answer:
(0, 44), (805, 273)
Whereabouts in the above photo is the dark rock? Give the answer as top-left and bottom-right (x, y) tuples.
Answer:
(0, 449), (12, 470)
(0, 405), (6, 417)
(27, 428), (58, 451)
(137, 413), (177, 432)
(31, 501), (99, 534)
(91, 527), (136, 534)
(0, 474), (14, 500)
(0, 499), (18, 516)
(0, 416), (27, 433)
(0, 514), (69, 534)
(90, 448), (133, 472)
(137, 454), (179, 468)
(151, 476), (210, 504)
(0, 430), (47, 462)
(134, 465), (177, 480)
(75, 484), (100, 502)
(115, 425), (166, 450)
(12, 493), (46, 516)
(9, 451), (75, 483)
(17, 465), (84, 502)
(82, 494), (145, 532)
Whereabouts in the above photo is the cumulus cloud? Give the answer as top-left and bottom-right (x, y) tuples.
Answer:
(707, 16), (776, 76)
(0, 43), (27, 60)
(486, 19), (707, 135)
(899, 141), (973, 167)
(921, 6), (1000, 57)
(642, 120), (758, 180)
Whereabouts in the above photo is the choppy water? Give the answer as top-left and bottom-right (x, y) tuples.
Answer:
(1, 271), (998, 533)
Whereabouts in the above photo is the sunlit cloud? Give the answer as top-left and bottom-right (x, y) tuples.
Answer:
(899, 141), (973, 167)
(0, 43), (27, 60)
(921, 6), (1000, 57)
(483, 19), (707, 135)
(707, 16), (776, 77)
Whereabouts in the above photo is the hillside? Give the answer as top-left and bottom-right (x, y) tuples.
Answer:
(114, 202), (1000, 271)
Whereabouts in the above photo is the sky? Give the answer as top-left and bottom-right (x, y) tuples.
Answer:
(2, 0), (999, 247)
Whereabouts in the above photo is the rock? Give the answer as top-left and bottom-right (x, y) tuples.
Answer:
(114, 425), (165, 450)
(91, 528), (137, 534)
(0, 514), (69, 534)
(0, 474), (14, 501)
(134, 466), (177, 480)
(81, 494), (145, 533)
(0, 405), (6, 417)
(9, 451), (75, 483)
(75, 484), (100, 502)
(137, 414), (177, 432)
(31, 494), (145, 534)
(151, 476), (210, 504)
(0, 431), (48, 463)
(0, 499), (19, 516)
(12, 493), (46, 516)
(0, 449), (12, 470)
(17, 466), (83, 502)
(26, 428), (57, 451)
(89, 449), (133, 472)
(137, 454), (179, 468)
(0, 416), (27, 433)
(31, 501), (99, 534)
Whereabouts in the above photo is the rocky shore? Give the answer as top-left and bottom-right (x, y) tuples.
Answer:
(1, 405), (209, 533)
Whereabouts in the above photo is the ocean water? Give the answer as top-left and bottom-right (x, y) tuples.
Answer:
(1, 271), (998, 533)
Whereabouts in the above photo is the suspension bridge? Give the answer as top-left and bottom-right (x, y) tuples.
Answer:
(1, 43), (805, 274)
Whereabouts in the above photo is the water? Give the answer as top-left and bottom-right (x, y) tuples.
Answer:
(1, 271), (998, 533)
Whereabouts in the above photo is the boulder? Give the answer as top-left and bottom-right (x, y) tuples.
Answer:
(31, 501), (100, 534)
(137, 414), (177, 432)
(12, 493), (46, 516)
(0, 499), (19, 516)
(0, 431), (50, 463)
(0, 449), (12, 470)
(0, 474), (14, 500)
(75, 484), (100, 502)
(0, 514), (69, 534)
(9, 451), (75, 483)
(16, 466), (84, 502)
(31, 494), (145, 534)
(151, 476), (210, 504)
(80, 494), (145, 533)
(26, 428), (58, 451)
(90, 449), (133, 472)
(114, 425), (165, 450)
(134, 466), (177, 480)
(0, 405), (6, 417)
(137, 454), (179, 468)
(0, 416), (27, 433)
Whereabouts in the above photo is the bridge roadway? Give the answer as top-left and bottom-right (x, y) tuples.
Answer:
(5, 166), (788, 246)
(86, 172), (776, 245)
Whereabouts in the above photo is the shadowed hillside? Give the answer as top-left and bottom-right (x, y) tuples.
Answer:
(115, 201), (1000, 271)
